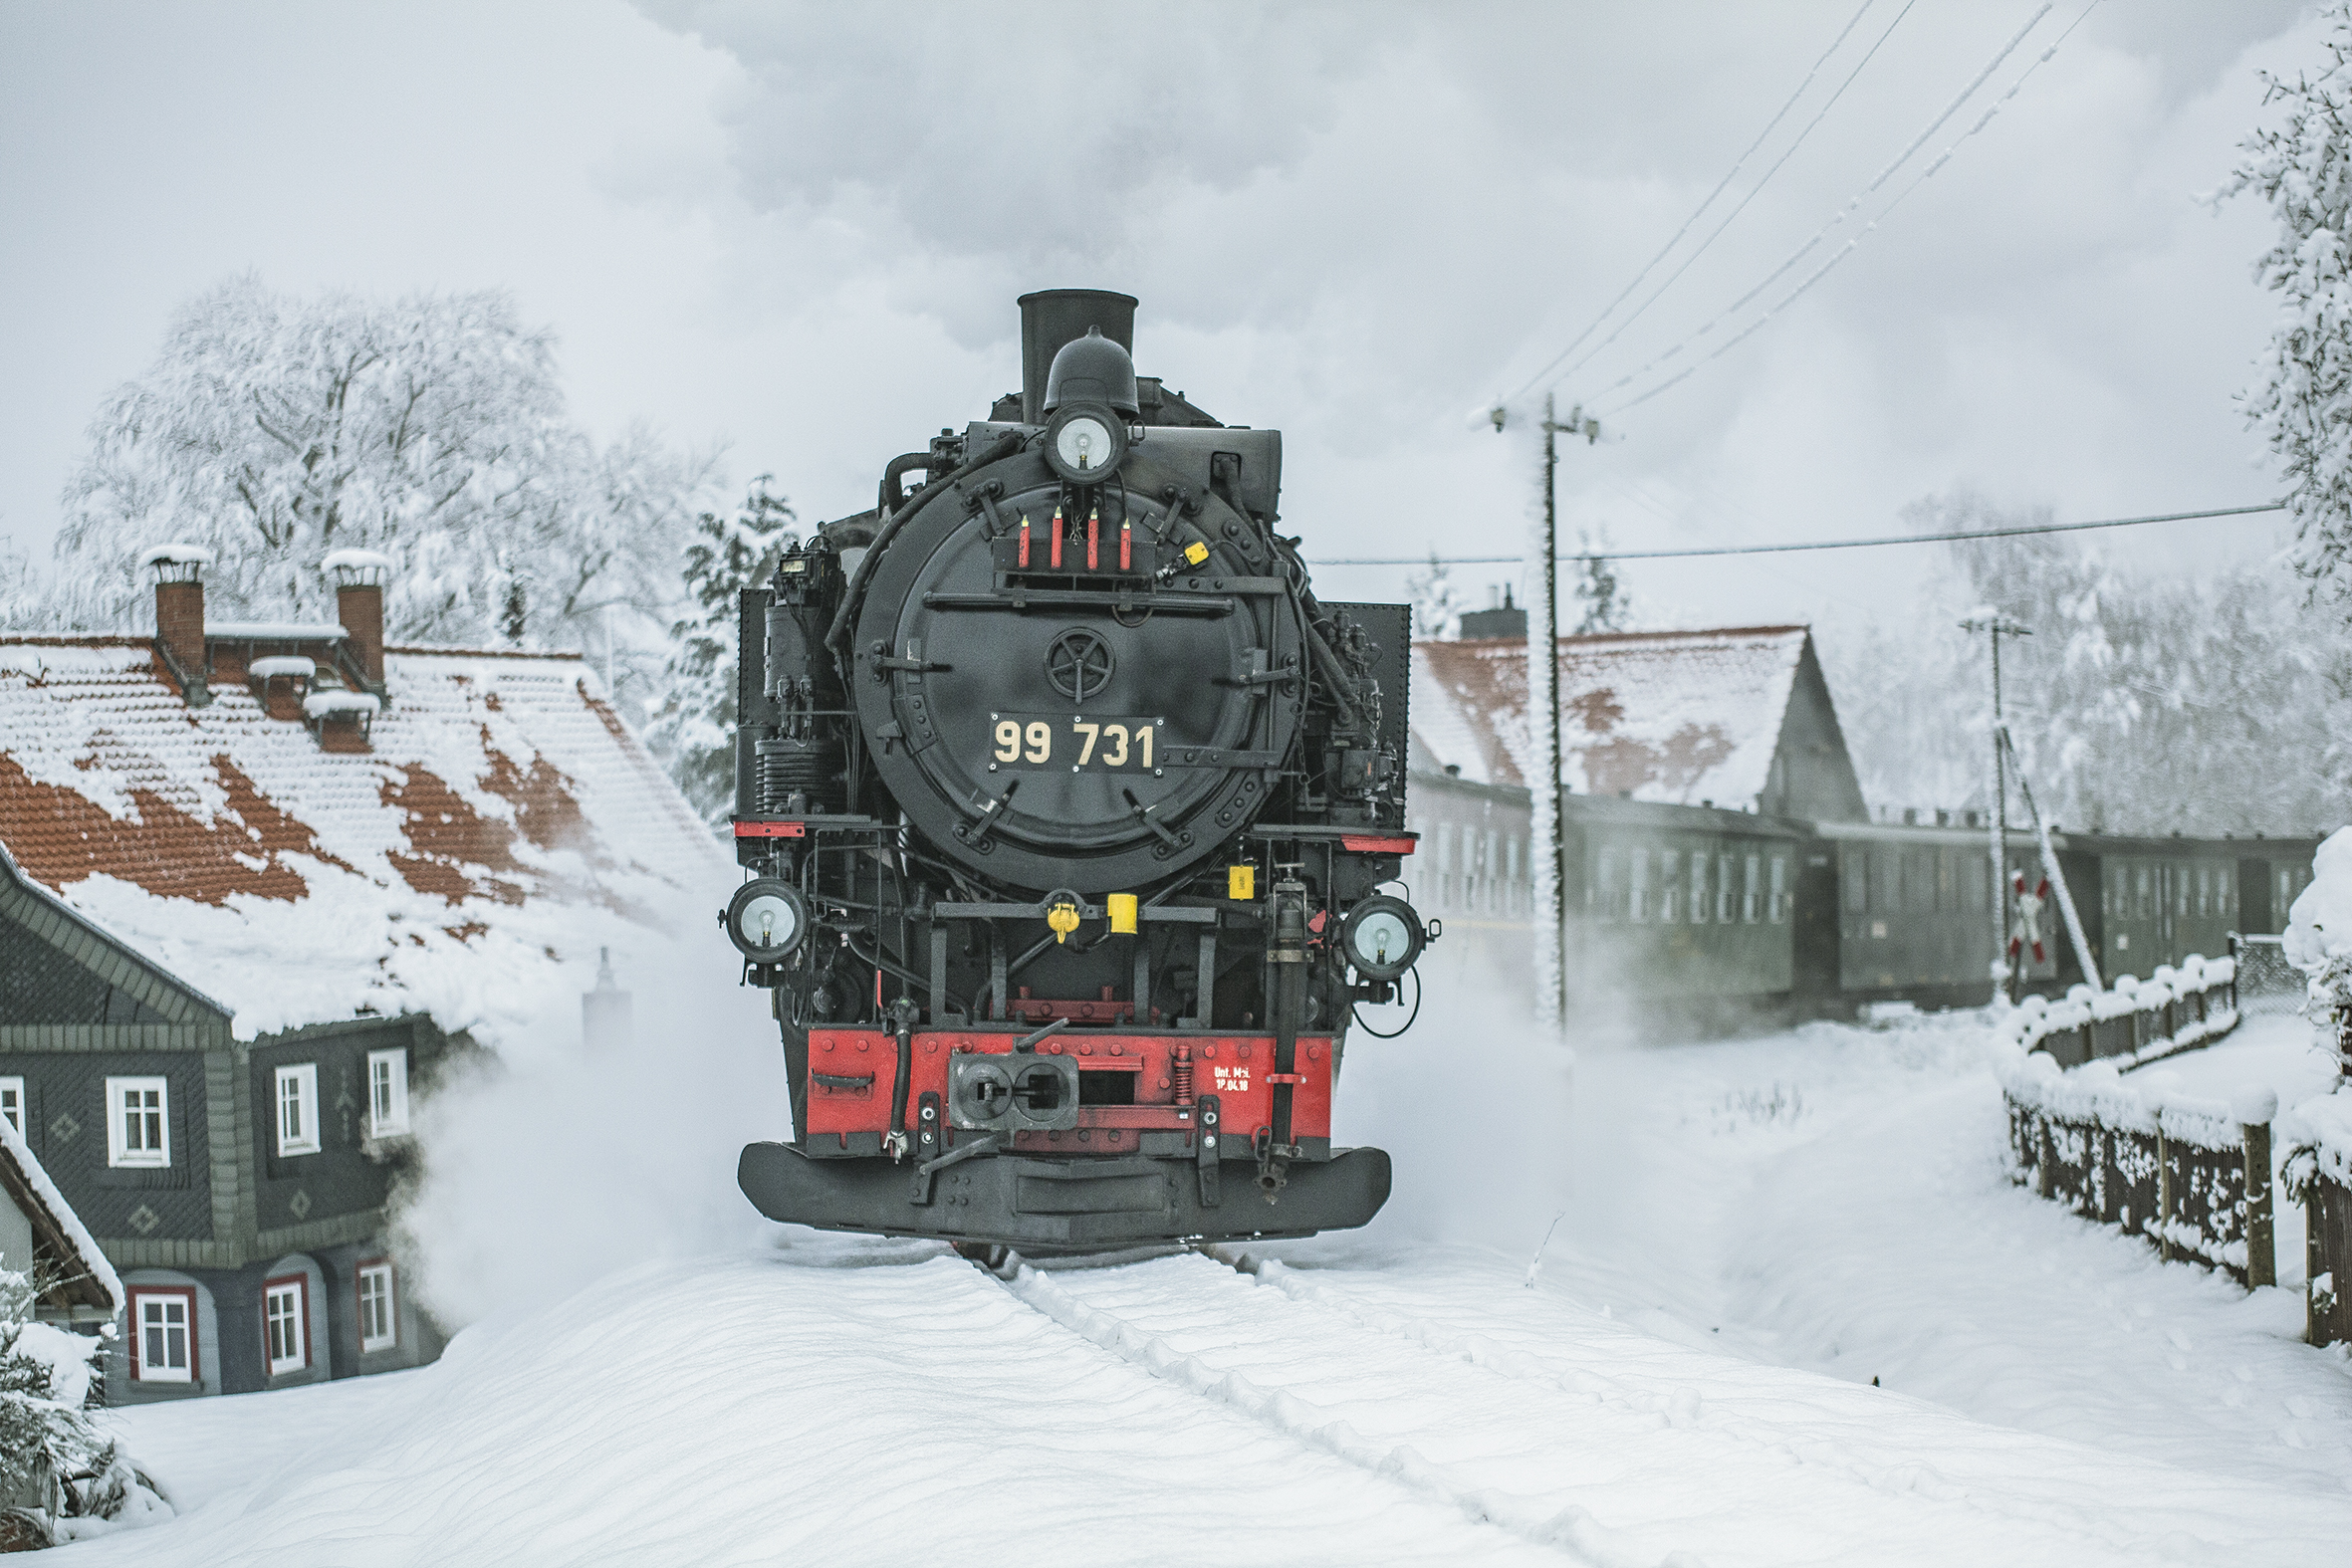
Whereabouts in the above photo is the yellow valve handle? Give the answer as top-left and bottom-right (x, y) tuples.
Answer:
(1047, 900), (1081, 943)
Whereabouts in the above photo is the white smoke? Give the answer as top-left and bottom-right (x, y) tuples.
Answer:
(392, 921), (791, 1328)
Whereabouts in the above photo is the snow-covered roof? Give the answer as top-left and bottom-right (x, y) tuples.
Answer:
(0, 1111), (122, 1315)
(136, 542), (213, 567)
(1411, 626), (1811, 806)
(0, 636), (730, 1044)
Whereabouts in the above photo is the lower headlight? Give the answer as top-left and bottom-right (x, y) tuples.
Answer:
(724, 878), (808, 963)
(1340, 894), (1424, 982)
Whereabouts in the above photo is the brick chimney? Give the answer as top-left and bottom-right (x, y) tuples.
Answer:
(139, 543), (213, 707)
(324, 549), (390, 693)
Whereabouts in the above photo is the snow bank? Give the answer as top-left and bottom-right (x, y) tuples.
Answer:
(2284, 826), (2352, 1006)
(2280, 1087), (2352, 1195)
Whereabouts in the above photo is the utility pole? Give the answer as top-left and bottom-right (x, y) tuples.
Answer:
(1962, 613), (2030, 1003)
(1493, 394), (1598, 1033)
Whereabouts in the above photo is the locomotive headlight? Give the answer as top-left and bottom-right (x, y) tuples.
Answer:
(1044, 401), (1128, 484)
(1340, 894), (1425, 982)
(724, 878), (808, 963)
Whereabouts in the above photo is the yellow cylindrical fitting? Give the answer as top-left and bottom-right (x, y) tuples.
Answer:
(1047, 899), (1081, 943)
(1228, 865), (1256, 901)
(1106, 893), (1138, 934)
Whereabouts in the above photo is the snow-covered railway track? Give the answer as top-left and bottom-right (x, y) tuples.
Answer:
(999, 1248), (2344, 1568)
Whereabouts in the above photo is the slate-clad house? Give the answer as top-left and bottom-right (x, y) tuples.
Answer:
(0, 548), (728, 1401)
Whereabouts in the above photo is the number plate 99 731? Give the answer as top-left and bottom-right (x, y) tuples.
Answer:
(988, 713), (1163, 771)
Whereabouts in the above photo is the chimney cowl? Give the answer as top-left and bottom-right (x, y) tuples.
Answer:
(140, 542), (213, 582)
(322, 548), (392, 587)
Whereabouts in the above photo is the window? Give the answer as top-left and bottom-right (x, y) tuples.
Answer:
(2137, 866), (2153, 919)
(275, 1064), (320, 1157)
(2196, 866), (2211, 918)
(1842, 848), (1867, 914)
(0, 1077), (21, 1136)
(1743, 854), (1762, 923)
(1689, 851), (1709, 925)
(357, 1260), (398, 1353)
(1769, 856), (1788, 922)
(1593, 849), (1619, 923)
(106, 1077), (169, 1168)
(367, 1049), (410, 1137)
(1717, 854), (1736, 924)
(1629, 850), (1651, 923)
(264, 1275), (308, 1375)
(1660, 851), (1682, 923)
(1936, 849), (1955, 913)
(130, 1286), (196, 1384)
(2218, 868), (2232, 916)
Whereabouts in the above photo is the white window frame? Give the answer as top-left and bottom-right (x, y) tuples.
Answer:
(0, 1076), (22, 1136)
(130, 1286), (195, 1384)
(357, 1259), (398, 1353)
(106, 1076), (170, 1168)
(367, 1048), (410, 1137)
(275, 1064), (321, 1156)
(264, 1275), (309, 1375)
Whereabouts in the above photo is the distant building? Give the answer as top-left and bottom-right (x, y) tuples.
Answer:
(0, 549), (727, 1400)
(1404, 625), (1868, 1013)
(1, 1097), (121, 1333)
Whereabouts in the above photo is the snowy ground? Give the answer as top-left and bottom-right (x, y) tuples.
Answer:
(57, 995), (2352, 1566)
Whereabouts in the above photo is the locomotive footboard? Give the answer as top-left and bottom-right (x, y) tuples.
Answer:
(738, 1139), (1392, 1250)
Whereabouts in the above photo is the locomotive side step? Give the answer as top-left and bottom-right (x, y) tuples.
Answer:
(738, 1141), (1391, 1251)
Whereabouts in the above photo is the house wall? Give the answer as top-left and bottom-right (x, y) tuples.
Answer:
(0, 1189), (33, 1279)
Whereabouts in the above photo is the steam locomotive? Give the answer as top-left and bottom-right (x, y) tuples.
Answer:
(724, 290), (1426, 1251)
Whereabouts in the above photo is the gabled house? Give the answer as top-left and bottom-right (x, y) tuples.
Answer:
(1, 1098), (121, 1331)
(0, 549), (728, 1401)
(1402, 623), (1869, 1016)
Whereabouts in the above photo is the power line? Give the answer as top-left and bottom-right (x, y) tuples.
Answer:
(1520, 0), (1917, 402)
(1569, 1), (2061, 418)
(1308, 501), (2281, 566)
(1596, 0), (2101, 420)
(1503, 1), (1878, 405)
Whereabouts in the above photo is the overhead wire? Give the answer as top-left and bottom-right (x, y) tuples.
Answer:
(1522, 0), (1918, 402)
(1504, 0), (1879, 405)
(1307, 501), (2281, 566)
(1589, 0), (2098, 419)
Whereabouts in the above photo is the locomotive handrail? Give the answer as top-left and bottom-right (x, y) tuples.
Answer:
(931, 898), (1217, 924)
(920, 588), (1237, 617)
(825, 427), (1029, 656)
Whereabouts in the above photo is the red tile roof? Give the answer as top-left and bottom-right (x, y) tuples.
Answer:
(0, 637), (729, 1041)
(1411, 626), (1811, 805)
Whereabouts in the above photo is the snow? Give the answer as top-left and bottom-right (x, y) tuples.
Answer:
(202, 620), (346, 640)
(244, 655), (315, 680)
(0, 1111), (122, 1315)
(299, 689), (379, 719)
(52, 980), (2352, 1566)
(319, 548), (393, 573)
(133, 543), (211, 567)
(2285, 825), (2352, 994)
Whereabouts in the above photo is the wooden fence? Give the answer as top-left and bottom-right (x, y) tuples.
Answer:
(2003, 1081), (2275, 1287)
(2006, 959), (2237, 1070)
(2281, 1080), (2352, 1347)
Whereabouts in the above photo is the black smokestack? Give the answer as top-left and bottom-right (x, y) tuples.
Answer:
(1018, 290), (1137, 425)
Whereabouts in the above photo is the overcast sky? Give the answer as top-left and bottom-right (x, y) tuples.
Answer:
(0, 1), (2324, 634)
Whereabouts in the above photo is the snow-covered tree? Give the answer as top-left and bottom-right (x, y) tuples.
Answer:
(52, 275), (716, 650)
(1571, 525), (1631, 634)
(1406, 550), (1465, 640)
(0, 1259), (168, 1547)
(2223, 4), (2352, 598)
(1821, 489), (2352, 836)
(642, 478), (800, 822)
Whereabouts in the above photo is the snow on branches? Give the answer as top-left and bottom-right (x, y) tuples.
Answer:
(50, 275), (717, 651)
(0, 1261), (169, 1547)
(2224, 3), (2352, 596)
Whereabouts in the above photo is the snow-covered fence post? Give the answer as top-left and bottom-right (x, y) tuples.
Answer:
(2239, 1090), (2278, 1290)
